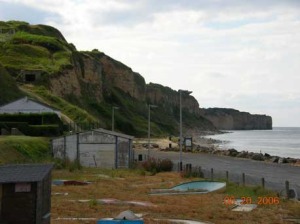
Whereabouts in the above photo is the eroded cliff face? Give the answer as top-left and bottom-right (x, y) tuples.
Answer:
(202, 108), (272, 130)
(146, 83), (200, 114)
(49, 51), (201, 116)
(98, 54), (146, 100)
(49, 53), (103, 103)
(45, 51), (272, 131)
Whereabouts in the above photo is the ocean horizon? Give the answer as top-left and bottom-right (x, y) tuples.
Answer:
(205, 127), (300, 159)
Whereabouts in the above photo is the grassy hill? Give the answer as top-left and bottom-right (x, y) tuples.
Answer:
(0, 136), (51, 164)
(0, 20), (216, 137)
(0, 63), (23, 105)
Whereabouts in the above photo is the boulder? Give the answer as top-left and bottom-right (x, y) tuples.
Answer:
(228, 148), (238, 157)
(251, 153), (264, 161)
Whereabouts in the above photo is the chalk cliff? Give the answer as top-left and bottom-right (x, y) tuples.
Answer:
(202, 108), (272, 130)
(0, 21), (273, 135)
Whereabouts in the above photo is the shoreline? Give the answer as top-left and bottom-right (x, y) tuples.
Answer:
(134, 137), (300, 166)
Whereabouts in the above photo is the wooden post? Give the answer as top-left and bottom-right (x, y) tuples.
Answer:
(242, 173), (245, 186)
(198, 166), (202, 177)
(63, 136), (66, 161)
(261, 178), (265, 189)
(211, 168), (214, 181)
(76, 133), (80, 164)
(226, 171), (229, 182)
(285, 181), (290, 199)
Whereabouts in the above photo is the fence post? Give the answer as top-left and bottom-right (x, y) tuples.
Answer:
(211, 168), (214, 181)
(261, 178), (265, 189)
(242, 173), (245, 186)
(226, 171), (229, 182)
(179, 162), (183, 172)
(63, 136), (66, 161)
(76, 133), (80, 164)
(198, 166), (202, 178)
(285, 181), (290, 199)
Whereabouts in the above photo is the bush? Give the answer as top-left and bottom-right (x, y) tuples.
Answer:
(0, 113), (62, 125)
(180, 169), (204, 178)
(0, 122), (63, 136)
(141, 157), (173, 174)
(11, 31), (64, 52)
(28, 125), (62, 136)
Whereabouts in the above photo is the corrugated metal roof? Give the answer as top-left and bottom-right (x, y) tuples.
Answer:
(93, 128), (134, 140)
(0, 164), (53, 183)
(0, 97), (60, 114)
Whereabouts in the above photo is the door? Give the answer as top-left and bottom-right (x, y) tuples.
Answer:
(1, 183), (37, 224)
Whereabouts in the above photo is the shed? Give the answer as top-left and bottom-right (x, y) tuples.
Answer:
(0, 164), (53, 224)
(0, 97), (60, 117)
(52, 128), (134, 169)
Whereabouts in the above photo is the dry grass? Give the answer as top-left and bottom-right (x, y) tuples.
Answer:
(51, 168), (300, 224)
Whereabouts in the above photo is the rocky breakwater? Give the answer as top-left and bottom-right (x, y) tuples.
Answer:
(202, 108), (272, 130)
(193, 144), (300, 166)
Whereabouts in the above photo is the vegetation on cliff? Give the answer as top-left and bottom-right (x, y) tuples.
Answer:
(0, 63), (23, 104)
(0, 21), (232, 137)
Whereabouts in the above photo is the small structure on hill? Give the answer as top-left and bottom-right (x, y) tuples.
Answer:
(0, 164), (53, 224)
(51, 128), (134, 169)
(18, 70), (44, 83)
(0, 97), (60, 116)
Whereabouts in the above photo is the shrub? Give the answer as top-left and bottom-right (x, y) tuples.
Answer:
(141, 157), (173, 174)
(180, 169), (204, 178)
(11, 31), (64, 52)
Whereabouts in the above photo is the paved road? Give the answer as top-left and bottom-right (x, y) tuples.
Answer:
(151, 150), (300, 195)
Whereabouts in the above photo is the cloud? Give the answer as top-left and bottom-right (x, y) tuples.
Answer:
(1, 0), (300, 126)
(0, 1), (56, 23)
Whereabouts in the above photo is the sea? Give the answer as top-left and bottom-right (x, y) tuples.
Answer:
(205, 127), (300, 159)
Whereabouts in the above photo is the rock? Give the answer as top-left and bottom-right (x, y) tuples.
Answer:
(237, 151), (249, 158)
(152, 143), (159, 148)
(271, 157), (279, 163)
(294, 159), (300, 166)
(264, 153), (271, 157)
(228, 148), (238, 157)
(251, 153), (264, 161)
(278, 157), (288, 164)
(286, 158), (297, 163)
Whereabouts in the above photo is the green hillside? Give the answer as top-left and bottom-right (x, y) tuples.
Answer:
(0, 136), (51, 164)
(0, 63), (23, 104)
(0, 20), (216, 137)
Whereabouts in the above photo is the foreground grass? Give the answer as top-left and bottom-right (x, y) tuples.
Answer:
(0, 135), (51, 164)
(51, 168), (300, 224)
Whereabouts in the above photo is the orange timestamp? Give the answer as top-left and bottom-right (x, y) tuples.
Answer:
(224, 195), (280, 206)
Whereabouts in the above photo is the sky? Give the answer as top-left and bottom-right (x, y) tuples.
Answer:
(1, 0), (300, 127)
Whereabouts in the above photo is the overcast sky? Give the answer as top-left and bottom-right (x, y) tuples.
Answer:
(1, 0), (300, 127)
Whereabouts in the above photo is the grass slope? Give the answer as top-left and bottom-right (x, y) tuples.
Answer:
(0, 63), (23, 104)
(0, 136), (51, 164)
(0, 21), (73, 74)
